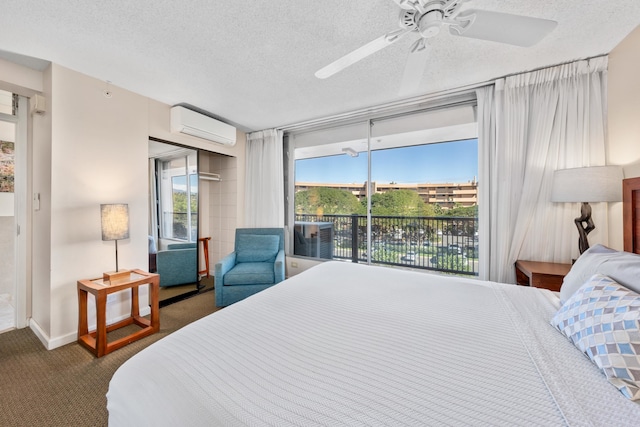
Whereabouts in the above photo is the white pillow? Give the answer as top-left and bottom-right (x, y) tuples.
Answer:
(560, 244), (616, 302)
(560, 244), (640, 302)
(598, 252), (640, 294)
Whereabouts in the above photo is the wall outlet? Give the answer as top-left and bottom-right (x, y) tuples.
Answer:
(291, 261), (298, 268)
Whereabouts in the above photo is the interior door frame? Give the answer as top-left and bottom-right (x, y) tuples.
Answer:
(15, 96), (29, 328)
(0, 95), (29, 329)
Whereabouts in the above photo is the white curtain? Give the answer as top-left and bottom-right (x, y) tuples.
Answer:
(244, 129), (285, 227)
(478, 57), (609, 283)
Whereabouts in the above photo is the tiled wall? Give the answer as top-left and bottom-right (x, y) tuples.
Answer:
(199, 152), (238, 273)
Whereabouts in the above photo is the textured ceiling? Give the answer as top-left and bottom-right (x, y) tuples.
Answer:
(0, 1), (639, 132)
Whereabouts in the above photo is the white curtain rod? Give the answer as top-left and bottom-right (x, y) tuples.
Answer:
(199, 172), (221, 181)
(277, 53), (608, 135)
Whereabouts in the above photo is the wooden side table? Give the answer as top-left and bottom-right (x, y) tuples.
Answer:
(77, 269), (159, 357)
(515, 260), (572, 292)
(198, 236), (211, 278)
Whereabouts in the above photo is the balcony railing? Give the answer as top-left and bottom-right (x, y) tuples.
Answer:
(162, 211), (198, 242)
(295, 213), (478, 276)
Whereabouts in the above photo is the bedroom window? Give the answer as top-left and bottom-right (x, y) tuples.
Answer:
(288, 101), (479, 276)
(158, 152), (198, 242)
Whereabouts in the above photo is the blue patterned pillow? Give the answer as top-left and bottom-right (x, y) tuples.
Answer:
(551, 274), (640, 400)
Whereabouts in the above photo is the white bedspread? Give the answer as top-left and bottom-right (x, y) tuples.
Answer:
(107, 261), (640, 426)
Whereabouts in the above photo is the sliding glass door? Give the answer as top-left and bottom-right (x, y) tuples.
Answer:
(369, 113), (478, 274)
(289, 102), (479, 276)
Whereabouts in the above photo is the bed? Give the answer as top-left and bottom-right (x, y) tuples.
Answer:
(107, 178), (640, 426)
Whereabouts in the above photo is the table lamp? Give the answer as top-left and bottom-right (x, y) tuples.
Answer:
(551, 165), (623, 254)
(101, 203), (130, 281)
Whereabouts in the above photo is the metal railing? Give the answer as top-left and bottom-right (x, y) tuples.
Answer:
(162, 212), (198, 242)
(294, 213), (478, 276)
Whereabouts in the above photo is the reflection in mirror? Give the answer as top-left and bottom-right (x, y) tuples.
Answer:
(159, 154), (198, 241)
(148, 140), (200, 305)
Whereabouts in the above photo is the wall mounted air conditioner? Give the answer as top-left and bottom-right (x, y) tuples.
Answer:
(170, 106), (236, 146)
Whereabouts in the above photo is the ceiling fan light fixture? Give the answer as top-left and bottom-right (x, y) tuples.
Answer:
(418, 9), (444, 38)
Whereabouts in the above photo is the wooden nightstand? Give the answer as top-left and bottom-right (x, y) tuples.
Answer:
(77, 269), (159, 357)
(514, 260), (572, 292)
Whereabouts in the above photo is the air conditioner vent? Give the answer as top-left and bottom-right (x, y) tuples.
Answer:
(170, 106), (236, 146)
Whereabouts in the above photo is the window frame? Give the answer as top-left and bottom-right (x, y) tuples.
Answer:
(157, 152), (198, 243)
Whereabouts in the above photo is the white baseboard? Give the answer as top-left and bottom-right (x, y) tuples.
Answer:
(29, 318), (55, 349)
(30, 305), (152, 350)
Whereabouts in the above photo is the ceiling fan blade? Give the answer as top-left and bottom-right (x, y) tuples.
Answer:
(398, 38), (430, 96)
(315, 28), (411, 79)
(449, 9), (557, 47)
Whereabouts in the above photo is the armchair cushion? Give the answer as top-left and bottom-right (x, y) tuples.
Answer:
(157, 246), (197, 287)
(236, 234), (280, 263)
(224, 262), (275, 286)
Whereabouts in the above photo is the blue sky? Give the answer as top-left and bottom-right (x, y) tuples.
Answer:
(295, 139), (478, 184)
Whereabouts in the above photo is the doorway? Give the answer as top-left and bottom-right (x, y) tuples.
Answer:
(0, 91), (28, 333)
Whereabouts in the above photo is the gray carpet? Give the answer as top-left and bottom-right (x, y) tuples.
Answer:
(0, 290), (218, 427)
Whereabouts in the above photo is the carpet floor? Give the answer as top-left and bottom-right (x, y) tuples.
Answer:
(0, 290), (218, 427)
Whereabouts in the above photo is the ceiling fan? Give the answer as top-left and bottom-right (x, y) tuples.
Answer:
(315, 0), (558, 94)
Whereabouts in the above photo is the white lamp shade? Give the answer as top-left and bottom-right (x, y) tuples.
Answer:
(551, 166), (623, 203)
(101, 204), (130, 241)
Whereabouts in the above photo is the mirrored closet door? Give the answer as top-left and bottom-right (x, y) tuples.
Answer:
(148, 139), (201, 304)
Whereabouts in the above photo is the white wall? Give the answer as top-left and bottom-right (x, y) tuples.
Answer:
(607, 25), (640, 250)
(0, 193), (14, 216)
(43, 64), (149, 345)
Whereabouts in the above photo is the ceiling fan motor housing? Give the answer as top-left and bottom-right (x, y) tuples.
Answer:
(418, 9), (444, 37)
(400, 0), (463, 38)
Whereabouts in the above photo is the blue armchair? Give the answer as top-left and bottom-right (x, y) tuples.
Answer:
(214, 228), (285, 307)
(157, 243), (198, 287)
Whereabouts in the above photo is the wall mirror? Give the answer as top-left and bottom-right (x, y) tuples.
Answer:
(148, 139), (202, 304)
